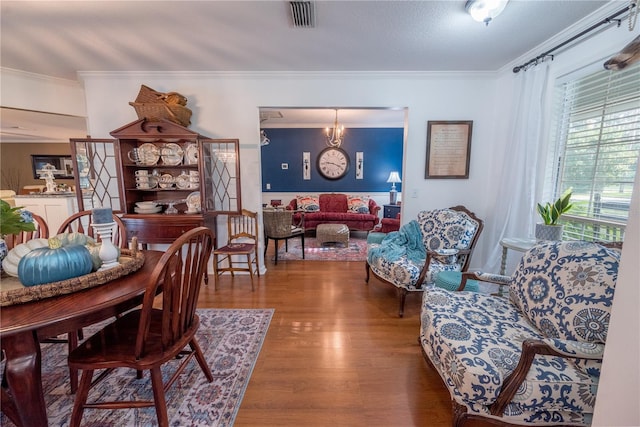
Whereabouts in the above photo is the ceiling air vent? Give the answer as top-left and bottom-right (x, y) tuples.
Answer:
(289, 1), (315, 28)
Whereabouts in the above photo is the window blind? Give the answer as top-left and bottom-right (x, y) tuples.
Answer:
(551, 61), (639, 241)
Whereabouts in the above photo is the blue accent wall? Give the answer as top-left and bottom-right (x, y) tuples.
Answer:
(261, 127), (403, 192)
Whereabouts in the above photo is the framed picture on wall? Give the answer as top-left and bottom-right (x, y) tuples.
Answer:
(31, 154), (74, 179)
(425, 121), (472, 179)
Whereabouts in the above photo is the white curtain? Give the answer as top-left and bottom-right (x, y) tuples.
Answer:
(482, 63), (550, 273)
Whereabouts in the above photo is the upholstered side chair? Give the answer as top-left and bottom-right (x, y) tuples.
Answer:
(420, 240), (621, 426)
(366, 205), (483, 317)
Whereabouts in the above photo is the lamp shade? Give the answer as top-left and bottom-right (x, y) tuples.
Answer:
(386, 171), (402, 183)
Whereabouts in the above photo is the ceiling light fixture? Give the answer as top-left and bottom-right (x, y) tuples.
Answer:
(325, 109), (345, 147)
(465, 0), (509, 26)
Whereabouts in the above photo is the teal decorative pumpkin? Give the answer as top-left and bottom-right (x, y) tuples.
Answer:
(18, 237), (93, 287)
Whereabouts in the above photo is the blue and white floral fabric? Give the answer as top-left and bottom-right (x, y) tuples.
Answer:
(420, 241), (620, 425)
(367, 208), (481, 292)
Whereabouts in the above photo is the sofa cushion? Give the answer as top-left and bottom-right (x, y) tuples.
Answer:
(421, 287), (600, 423)
(296, 195), (320, 212)
(347, 195), (370, 214)
(509, 241), (619, 344)
(319, 193), (348, 213)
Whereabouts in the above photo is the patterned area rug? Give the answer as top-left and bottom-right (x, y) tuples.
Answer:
(275, 236), (367, 261)
(1, 308), (273, 427)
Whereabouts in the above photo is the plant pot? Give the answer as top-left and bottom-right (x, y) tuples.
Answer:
(535, 223), (564, 241)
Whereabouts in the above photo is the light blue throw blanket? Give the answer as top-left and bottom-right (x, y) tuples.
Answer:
(369, 220), (425, 264)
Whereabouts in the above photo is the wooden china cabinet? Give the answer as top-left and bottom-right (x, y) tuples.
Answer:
(70, 119), (241, 246)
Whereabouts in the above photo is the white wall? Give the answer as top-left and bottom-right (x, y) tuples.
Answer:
(1, 67), (86, 116)
(78, 71), (501, 268)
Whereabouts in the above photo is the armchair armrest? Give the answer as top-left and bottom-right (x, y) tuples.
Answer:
(457, 271), (511, 292)
(539, 338), (605, 359)
(369, 199), (381, 219)
(489, 338), (604, 416)
(416, 249), (465, 288)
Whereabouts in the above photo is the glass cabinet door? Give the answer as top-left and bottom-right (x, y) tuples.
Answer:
(70, 139), (123, 212)
(200, 139), (241, 214)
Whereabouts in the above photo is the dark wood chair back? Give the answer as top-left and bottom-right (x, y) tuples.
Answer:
(57, 210), (128, 248)
(4, 213), (49, 250)
(68, 227), (215, 426)
(137, 226), (215, 356)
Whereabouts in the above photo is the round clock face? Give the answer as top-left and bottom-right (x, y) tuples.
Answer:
(317, 147), (349, 180)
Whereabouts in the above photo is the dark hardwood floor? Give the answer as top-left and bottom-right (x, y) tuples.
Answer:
(198, 243), (463, 427)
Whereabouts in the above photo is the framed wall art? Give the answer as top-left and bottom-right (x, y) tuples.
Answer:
(425, 121), (473, 179)
(31, 154), (74, 179)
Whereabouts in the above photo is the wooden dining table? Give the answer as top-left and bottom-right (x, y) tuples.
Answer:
(0, 250), (163, 427)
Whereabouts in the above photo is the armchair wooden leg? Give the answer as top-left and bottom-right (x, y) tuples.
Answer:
(397, 288), (407, 318)
(365, 262), (370, 283)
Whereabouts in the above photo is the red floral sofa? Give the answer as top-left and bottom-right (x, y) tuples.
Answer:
(286, 193), (380, 231)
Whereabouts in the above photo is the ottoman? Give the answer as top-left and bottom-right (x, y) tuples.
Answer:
(316, 224), (350, 246)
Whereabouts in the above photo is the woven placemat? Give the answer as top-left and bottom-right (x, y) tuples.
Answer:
(0, 249), (145, 307)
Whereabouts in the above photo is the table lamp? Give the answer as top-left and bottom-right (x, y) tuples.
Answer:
(386, 171), (402, 205)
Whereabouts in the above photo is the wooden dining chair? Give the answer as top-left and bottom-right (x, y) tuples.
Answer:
(54, 209), (128, 393)
(3, 212), (49, 250)
(68, 227), (215, 427)
(212, 209), (260, 291)
(57, 209), (128, 249)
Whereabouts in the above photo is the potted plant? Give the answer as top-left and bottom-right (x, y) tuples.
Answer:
(0, 200), (37, 273)
(535, 188), (573, 241)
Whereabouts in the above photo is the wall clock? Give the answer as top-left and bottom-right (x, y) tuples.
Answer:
(317, 147), (350, 180)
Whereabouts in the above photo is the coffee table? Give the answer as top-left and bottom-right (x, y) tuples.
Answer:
(316, 223), (349, 246)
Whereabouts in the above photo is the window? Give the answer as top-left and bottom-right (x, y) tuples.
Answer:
(548, 62), (639, 242)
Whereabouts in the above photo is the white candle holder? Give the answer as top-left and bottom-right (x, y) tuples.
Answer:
(90, 222), (120, 271)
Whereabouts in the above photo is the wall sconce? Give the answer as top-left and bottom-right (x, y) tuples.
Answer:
(260, 129), (270, 146)
(303, 152), (311, 180)
(356, 152), (364, 179)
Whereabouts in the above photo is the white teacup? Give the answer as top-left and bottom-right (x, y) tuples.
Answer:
(135, 170), (148, 177)
(136, 182), (150, 189)
(128, 148), (143, 165)
(189, 170), (199, 177)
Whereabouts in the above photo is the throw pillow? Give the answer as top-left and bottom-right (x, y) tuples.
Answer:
(347, 196), (370, 214)
(296, 195), (320, 212)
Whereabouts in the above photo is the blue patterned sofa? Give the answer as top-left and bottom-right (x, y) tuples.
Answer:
(420, 241), (621, 426)
(366, 206), (483, 317)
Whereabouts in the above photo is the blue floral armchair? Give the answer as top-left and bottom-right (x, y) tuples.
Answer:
(420, 241), (621, 426)
(366, 205), (483, 317)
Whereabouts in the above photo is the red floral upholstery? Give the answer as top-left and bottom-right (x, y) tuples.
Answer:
(287, 193), (380, 231)
(381, 213), (400, 233)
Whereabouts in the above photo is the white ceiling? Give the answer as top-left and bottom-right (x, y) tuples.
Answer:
(0, 0), (613, 142)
